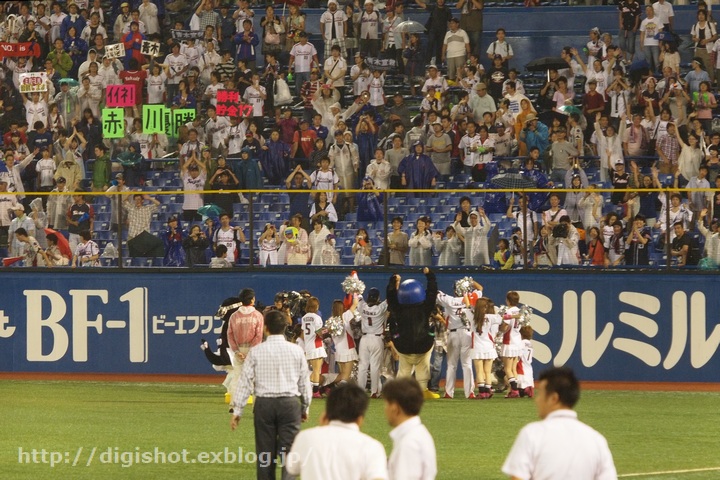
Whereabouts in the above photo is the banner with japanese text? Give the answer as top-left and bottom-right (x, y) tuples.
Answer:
(0, 271), (719, 380)
(19, 72), (47, 93)
(102, 108), (125, 138)
(216, 90), (253, 117)
(142, 105), (196, 137)
(104, 43), (126, 60)
(0, 42), (42, 58)
(106, 85), (136, 107)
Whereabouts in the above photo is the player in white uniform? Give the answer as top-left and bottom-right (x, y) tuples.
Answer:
(436, 281), (482, 399)
(301, 297), (326, 398)
(500, 291), (523, 398)
(517, 325), (534, 398)
(471, 297), (503, 399)
(355, 288), (388, 398)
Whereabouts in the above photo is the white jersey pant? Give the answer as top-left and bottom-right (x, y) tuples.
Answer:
(445, 329), (474, 398)
(259, 249), (277, 266)
(356, 334), (384, 395)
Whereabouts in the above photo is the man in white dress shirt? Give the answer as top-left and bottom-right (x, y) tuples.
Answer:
(502, 367), (617, 480)
(287, 383), (388, 480)
(384, 377), (437, 480)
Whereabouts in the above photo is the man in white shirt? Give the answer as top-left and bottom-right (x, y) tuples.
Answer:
(289, 32), (319, 96)
(320, 0), (348, 59)
(502, 367), (617, 480)
(286, 384), (388, 480)
(652, 0), (674, 31)
(441, 18), (470, 81)
(384, 377), (437, 480)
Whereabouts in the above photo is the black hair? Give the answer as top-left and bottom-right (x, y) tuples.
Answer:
(265, 310), (289, 334)
(239, 288), (255, 306)
(325, 383), (369, 422)
(15, 227), (28, 237)
(538, 367), (580, 408)
(382, 377), (424, 416)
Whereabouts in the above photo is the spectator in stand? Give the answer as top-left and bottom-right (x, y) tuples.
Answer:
(290, 32), (320, 100)
(162, 216), (187, 267)
(320, 0), (348, 60)
(66, 194), (94, 254)
(286, 165), (312, 223)
(181, 156), (207, 222)
(398, 142), (439, 198)
(415, 0), (452, 65)
(387, 216), (409, 266)
(640, 6), (662, 73)
(671, 222), (699, 266)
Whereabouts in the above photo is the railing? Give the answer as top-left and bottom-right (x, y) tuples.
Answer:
(11, 184), (717, 271)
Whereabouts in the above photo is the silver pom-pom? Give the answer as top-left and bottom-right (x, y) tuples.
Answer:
(454, 276), (475, 296)
(325, 316), (345, 337)
(342, 271), (366, 295)
(518, 305), (533, 327)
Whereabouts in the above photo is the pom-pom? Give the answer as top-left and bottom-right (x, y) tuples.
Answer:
(518, 305), (533, 327)
(454, 276), (475, 296)
(325, 316), (345, 337)
(342, 271), (366, 295)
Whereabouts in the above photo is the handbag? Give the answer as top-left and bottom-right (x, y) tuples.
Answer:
(274, 20), (285, 34)
(265, 30), (280, 45)
(274, 77), (292, 105)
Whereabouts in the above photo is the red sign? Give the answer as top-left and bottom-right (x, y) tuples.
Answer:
(0, 42), (42, 58)
(216, 90), (253, 117)
(106, 84), (137, 108)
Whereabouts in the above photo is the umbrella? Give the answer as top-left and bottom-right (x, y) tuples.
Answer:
(197, 203), (224, 219)
(655, 31), (675, 42)
(396, 19), (425, 34)
(59, 78), (79, 87)
(525, 57), (568, 72)
(45, 228), (72, 259)
(558, 105), (582, 116)
(490, 173), (537, 190)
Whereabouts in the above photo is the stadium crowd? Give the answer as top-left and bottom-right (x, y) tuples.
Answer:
(0, 0), (719, 269)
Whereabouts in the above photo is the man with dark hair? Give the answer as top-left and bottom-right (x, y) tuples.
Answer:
(502, 367), (616, 480)
(226, 288), (264, 404)
(231, 310), (311, 480)
(671, 222), (700, 267)
(286, 383), (388, 479)
(383, 377), (437, 480)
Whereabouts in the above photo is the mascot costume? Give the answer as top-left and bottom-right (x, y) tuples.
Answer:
(386, 267), (441, 399)
(201, 297), (244, 406)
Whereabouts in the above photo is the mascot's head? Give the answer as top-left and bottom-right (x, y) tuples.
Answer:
(398, 279), (425, 305)
(284, 227), (299, 244)
(216, 297), (242, 321)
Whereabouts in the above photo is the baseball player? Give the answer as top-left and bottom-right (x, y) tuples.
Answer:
(355, 287), (388, 398)
(436, 280), (482, 399)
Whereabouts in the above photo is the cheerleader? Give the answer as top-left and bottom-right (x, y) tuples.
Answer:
(325, 298), (360, 393)
(500, 291), (523, 398)
(258, 223), (280, 266)
(471, 297), (503, 399)
(301, 297), (326, 398)
(517, 325), (534, 398)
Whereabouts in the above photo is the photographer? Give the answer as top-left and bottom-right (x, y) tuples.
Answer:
(549, 215), (580, 265)
(182, 225), (210, 267)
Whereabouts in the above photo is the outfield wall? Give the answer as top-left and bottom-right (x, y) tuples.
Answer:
(1, 270), (719, 383)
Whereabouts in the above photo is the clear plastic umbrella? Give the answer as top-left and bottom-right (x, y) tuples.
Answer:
(396, 19), (425, 34)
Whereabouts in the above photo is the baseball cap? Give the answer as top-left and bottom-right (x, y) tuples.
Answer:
(115, 173), (124, 179)
(56, 176), (67, 183)
(427, 64), (438, 70)
(476, 82), (487, 90)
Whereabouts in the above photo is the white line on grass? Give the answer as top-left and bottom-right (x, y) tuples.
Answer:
(619, 466), (720, 477)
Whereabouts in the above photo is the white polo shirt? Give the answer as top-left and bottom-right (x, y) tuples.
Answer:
(388, 416), (437, 480)
(652, 0), (674, 26)
(286, 421), (388, 480)
(502, 409), (617, 480)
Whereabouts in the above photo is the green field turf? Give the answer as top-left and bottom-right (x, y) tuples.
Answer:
(1, 381), (718, 479)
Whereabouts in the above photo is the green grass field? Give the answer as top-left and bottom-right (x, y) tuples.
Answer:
(1, 380), (718, 479)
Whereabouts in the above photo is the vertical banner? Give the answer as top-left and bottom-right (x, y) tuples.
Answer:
(168, 108), (196, 137)
(102, 108), (125, 138)
(142, 104), (166, 134)
(104, 43), (126, 59)
(105, 84), (136, 107)
(18, 72), (48, 93)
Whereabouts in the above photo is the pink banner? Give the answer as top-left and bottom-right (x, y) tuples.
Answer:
(105, 84), (136, 108)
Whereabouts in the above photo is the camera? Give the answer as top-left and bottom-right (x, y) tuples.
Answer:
(552, 223), (569, 239)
